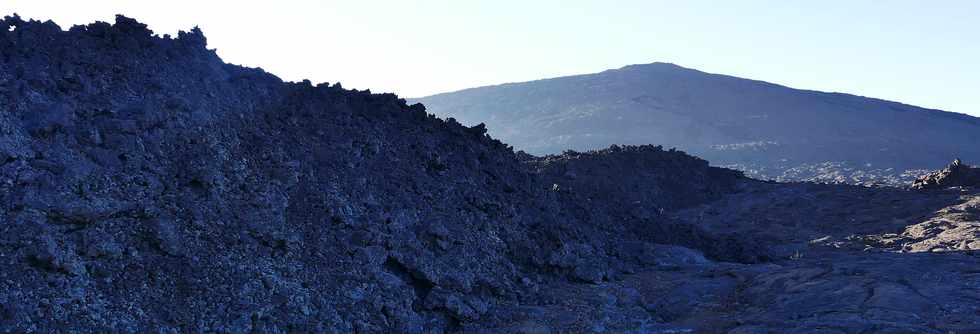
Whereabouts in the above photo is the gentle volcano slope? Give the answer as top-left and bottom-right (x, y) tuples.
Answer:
(413, 63), (980, 185)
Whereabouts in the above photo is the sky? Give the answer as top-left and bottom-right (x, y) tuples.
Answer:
(5, 0), (979, 116)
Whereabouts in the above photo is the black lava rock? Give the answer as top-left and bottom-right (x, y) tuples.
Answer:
(0, 15), (743, 332)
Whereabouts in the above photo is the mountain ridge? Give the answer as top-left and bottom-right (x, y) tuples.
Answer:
(412, 61), (980, 185)
(421, 61), (979, 123)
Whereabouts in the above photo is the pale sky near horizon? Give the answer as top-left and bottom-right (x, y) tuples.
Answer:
(5, 0), (979, 116)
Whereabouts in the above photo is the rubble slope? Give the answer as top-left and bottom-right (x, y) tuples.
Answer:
(2, 15), (979, 333)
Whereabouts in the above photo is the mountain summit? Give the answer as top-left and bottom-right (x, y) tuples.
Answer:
(413, 63), (980, 185)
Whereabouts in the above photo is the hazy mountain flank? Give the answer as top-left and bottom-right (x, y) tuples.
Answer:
(413, 63), (980, 185)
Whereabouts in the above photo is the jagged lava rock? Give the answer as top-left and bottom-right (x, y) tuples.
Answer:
(0, 15), (742, 332)
(912, 159), (980, 190)
(5, 14), (980, 334)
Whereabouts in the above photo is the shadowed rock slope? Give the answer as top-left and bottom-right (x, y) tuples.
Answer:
(0, 15), (743, 332)
(412, 63), (980, 186)
(2, 15), (980, 333)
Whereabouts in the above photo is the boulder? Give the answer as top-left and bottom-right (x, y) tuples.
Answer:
(912, 159), (980, 189)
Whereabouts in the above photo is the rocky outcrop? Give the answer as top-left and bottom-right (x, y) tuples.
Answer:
(528, 145), (744, 211)
(875, 195), (980, 252)
(912, 159), (980, 190)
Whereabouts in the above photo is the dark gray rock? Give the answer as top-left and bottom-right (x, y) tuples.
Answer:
(2, 14), (979, 334)
(912, 159), (980, 190)
(0, 14), (746, 332)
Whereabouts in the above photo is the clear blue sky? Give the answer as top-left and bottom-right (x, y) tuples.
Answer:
(6, 0), (979, 116)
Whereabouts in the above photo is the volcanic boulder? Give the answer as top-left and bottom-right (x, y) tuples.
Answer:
(912, 159), (980, 189)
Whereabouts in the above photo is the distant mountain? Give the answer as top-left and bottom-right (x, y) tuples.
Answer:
(412, 63), (980, 185)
